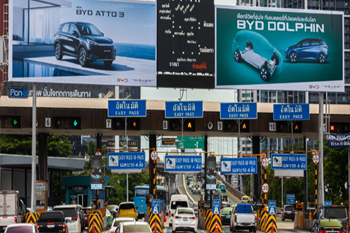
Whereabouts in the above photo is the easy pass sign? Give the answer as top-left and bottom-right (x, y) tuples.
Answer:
(262, 183), (269, 193)
(151, 151), (158, 161)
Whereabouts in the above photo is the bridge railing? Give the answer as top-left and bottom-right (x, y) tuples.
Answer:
(216, 173), (245, 200)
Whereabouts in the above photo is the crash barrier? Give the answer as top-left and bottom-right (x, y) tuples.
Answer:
(149, 213), (162, 233)
(205, 210), (213, 231)
(216, 174), (245, 200)
(259, 210), (268, 231)
(88, 210), (103, 233)
(264, 214), (278, 233)
(209, 214), (222, 233)
(25, 212), (40, 224)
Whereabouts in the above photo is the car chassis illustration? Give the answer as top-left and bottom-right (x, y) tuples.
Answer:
(234, 41), (279, 81)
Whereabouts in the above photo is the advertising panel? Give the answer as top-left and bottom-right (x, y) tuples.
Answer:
(216, 7), (344, 92)
(206, 156), (216, 190)
(9, 0), (156, 86)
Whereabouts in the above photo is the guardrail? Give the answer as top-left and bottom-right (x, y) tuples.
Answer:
(216, 174), (245, 200)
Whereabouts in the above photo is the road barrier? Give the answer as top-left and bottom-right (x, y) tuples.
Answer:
(259, 210), (268, 231)
(205, 210), (213, 231)
(265, 214), (278, 233)
(209, 214), (222, 233)
(149, 213), (162, 233)
(25, 212), (40, 224)
(89, 210), (103, 233)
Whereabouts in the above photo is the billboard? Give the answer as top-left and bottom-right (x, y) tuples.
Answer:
(216, 6), (344, 92)
(9, 0), (156, 86)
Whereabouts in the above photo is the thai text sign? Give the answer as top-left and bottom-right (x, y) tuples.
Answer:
(108, 100), (146, 117)
(326, 133), (350, 148)
(273, 104), (310, 120)
(108, 152), (146, 170)
(220, 157), (257, 174)
(165, 155), (202, 172)
(165, 101), (203, 118)
(220, 103), (257, 119)
(271, 154), (307, 170)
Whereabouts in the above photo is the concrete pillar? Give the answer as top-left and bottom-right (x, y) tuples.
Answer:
(97, 134), (103, 150)
(252, 136), (260, 200)
(38, 133), (48, 182)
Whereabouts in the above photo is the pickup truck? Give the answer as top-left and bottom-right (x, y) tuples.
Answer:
(36, 211), (67, 233)
(0, 190), (27, 231)
(230, 203), (257, 233)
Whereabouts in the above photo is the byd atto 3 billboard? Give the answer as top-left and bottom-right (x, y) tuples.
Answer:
(215, 7), (344, 92)
(9, 0), (156, 86)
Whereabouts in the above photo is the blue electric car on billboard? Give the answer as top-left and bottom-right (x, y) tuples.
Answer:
(285, 38), (328, 64)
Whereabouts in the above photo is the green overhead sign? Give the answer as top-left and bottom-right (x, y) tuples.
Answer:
(177, 137), (204, 149)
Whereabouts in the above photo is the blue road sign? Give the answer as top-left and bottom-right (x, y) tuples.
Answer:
(326, 133), (350, 148)
(268, 200), (276, 215)
(108, 152), (146, 170)
(165, 101), (203, 118)
(108, 100), (146, 117)
(213, 194), (220, 200)
(8, 87), (28, 98)
(212, 200), (221, 214)
(220, 157), (258, 174)
(164, 155), (202, 173)
(220, 103), (257, 119)
(286, 194), (295, 204)
(152, 199), (160, 214)
(273, 104), (310, 121)
(324, 201), (332, 206)
(271, 154), (307, 170)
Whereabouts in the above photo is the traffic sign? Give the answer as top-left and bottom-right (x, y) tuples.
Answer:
(220, 157), (257, 174)
(286, 194), (295, 204)
(106, 119), (112, 129)
(45, 118), (51, 128)
(152, 199), (160, 214)
(262, 183), (269, 193)
(212, 200), (221, 214)
(262, 157), (269, 168)
(108, 100), (147, 117)
(268, 200), (276, 215)
(165, 101), (203, 118)
(220, 103), (257, 119)
(150, 151), (158, 161)
(324, 201), (332, 206)
(273, 104), (310, 121)
(313, 154), (320, 165)
(8, 87), (28, 98)
(108, 152), (146, 170)
(95, 151), (102, 156)
(271, 154), (307, 170)
(165, 155), (202, 173)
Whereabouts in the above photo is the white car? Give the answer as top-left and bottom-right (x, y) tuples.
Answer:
(114, 221), (151, 233)
(53, 204), (84, 233)
(108, 217), (135, 233)
(4, 223), (37, 233)
(172, 208), (197, 232)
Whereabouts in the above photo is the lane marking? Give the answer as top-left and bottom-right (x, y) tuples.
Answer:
(198, 229), (203, 233)
(182, 174), (195, 203)
(166, 226), (170, 233)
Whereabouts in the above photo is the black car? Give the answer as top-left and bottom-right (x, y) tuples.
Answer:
(54, 22), (116, 67)
(281, 205), (295, 221)
(220, 207), (232, 225)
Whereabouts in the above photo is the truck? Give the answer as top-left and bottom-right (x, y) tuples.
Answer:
(36, 211), (67, 233)
(230, 203), (257, 233)
(0, 190), (27, 231)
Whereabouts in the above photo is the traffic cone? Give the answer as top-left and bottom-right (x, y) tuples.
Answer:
(271, 222), (274, 233)
(215, 220), (219, 233)
(154, 218), (157, 233)
(92, 222), (95, 233)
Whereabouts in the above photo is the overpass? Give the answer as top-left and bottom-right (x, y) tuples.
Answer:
(1, 97), (350, 138)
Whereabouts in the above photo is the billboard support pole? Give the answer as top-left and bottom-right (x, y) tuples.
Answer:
(318, 92), (324, 207)
(31, 83), (37, 212)
(125, 117), (128, 202)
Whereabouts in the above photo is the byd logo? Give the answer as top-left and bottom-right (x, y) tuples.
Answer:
(309, 85), (319, 89)
(117, 78), (128, 83)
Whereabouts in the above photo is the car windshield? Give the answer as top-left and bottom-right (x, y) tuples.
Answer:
(113, 219), (134, 227)
(285, 206), (294, 211)
(6, 226), (33, 233)
(219, 185), (225, 188)
(77, 23), (103, 36)
(54, 208), (76, 218)
(171, 201), (188, 209)
(120, 204), (135, 210)
(222, 208), (231, 215)
(123, 225), (151, 232)
(324, 207), (347, 219)
(107, 206), (116, 210)
(177, 209), (194, 215)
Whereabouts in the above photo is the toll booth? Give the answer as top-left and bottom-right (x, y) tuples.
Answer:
(62, 176), (110, 207)
(36, 181), (48, 214)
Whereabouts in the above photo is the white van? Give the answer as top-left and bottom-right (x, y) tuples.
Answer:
(168, 195), (190, 226)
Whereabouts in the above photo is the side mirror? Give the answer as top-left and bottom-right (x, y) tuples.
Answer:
(72, 30), (79, 37)
(229, 211), (232, 215)
(101, 32), (104, 36)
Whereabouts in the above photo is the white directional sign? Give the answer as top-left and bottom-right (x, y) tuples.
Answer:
(262, 157), (269, 168)
(313, 154), (320, 165)
(262, 183), (269, 193)
(269, 122), (276, 131)
(150, 151), (158, 161)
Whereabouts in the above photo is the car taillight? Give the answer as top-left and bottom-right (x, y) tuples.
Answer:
(339, 230), (346, 233)
(14, 217), (17, 222)
(235, 215), (237, 222)
(175, 216), (181, 219)
(71, 215), (78, 221)
(48, 223), (54, 225)
(255, 215), (257, 223)
(318, 230), (326, 233)
(284, 210), (287, 214)
(63, 223), (66, 233)
(36, 224), (39, 230)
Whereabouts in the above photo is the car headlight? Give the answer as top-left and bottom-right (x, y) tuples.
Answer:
(87, 39), (98, 46)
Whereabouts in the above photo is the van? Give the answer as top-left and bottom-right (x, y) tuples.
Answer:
(168, 195), (190, 226)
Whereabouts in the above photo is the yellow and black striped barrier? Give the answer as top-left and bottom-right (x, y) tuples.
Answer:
(259, 210), (268, 231)
(205, 211), (213, 231)
(209, 214), (222, 233)
(148, 213), (162, 233)
(88, 210), (103, 233)
(264, 214), (278, 233)
(25, 212), (40, 224)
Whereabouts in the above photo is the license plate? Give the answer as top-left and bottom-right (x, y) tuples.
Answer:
(47, 225), (55, 228)
(140, 212), (143, 214)
(183, 217), (188, 221)
(226, 216), (230, 218)
(104, 50), (111, 52)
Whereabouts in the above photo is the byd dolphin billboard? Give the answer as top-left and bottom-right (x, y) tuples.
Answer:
(215, 7), (344, 92)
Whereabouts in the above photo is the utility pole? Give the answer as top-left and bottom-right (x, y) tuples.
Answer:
(318, 92), (324, 207)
